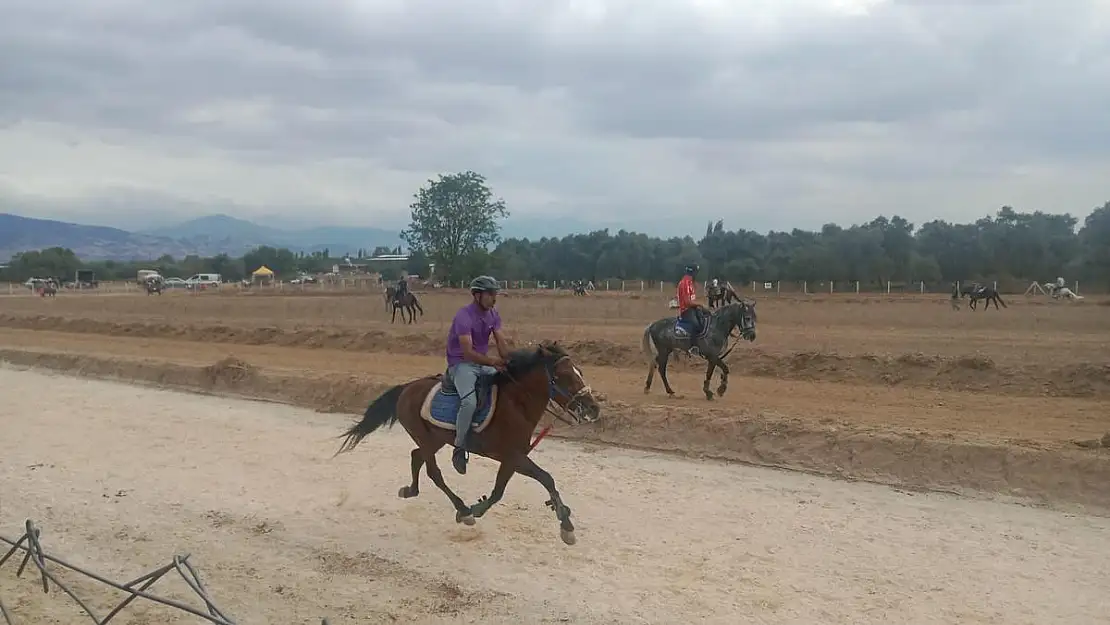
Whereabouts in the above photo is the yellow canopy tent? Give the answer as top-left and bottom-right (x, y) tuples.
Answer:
(251, 265), (275, 284)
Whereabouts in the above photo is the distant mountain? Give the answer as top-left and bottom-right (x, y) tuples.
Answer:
(147, 214), (402, 255)
(0, 213), (194, 261)
(1, 212), (402, 261)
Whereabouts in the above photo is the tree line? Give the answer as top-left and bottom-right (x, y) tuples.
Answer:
(399, 172), (1110, 290)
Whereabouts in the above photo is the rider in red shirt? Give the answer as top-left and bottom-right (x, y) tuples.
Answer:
(677, 264), (703, 350)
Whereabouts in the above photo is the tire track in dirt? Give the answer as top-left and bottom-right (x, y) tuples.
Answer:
(2, 349), (1109, 514)
(3, 313), (1109, 399)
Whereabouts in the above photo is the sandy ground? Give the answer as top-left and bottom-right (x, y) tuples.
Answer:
(1, 367), (1109, 625)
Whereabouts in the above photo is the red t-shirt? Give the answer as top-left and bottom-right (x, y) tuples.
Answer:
(677, 275), (696, 312)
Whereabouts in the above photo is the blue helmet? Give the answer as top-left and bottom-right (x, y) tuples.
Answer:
(684, 264), (699, 276)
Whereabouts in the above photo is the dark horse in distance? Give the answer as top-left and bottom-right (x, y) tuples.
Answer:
(391, 292), (425, 323)
(961, 282), (1007, 311)
(334, 342), (600, 545)
(642, 301), (757, 400)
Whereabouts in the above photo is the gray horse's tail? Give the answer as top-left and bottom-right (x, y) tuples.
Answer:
(641, 325), (658, 360)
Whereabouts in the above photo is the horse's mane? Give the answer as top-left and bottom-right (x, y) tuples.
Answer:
(496, 342), (569, 383)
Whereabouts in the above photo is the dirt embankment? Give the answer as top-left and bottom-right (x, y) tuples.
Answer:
(3, 313), (1109, 399)
(3, 350), (1109, 514)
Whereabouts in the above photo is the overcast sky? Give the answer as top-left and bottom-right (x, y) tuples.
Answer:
(1, 0), (1108, 236)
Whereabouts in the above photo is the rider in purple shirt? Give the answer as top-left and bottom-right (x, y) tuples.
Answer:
(445, 275), (510, 474)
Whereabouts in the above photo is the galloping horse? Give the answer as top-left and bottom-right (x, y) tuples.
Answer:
(962, 283), (1007, 311)
(642, 301), (758, 400)
(145, 278), (164, 296)
(333, 342), (601, 545)
(391, 292), (424, 323)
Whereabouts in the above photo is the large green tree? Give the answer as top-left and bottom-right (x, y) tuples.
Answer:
(400, 171), (509, 282)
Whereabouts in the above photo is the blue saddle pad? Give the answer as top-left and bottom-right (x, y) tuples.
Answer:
(675, 317), (698, 337)
(428, 383), (494, 429)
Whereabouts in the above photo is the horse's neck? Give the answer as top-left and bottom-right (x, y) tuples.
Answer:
(501, 369), (550, 426)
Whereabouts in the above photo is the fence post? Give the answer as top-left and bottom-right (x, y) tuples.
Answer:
(855, 281), (859, 294)
(659, 281), (663, 292)
(920, 281), (925, 293)
(993, 280), (997, 291)
(886, 281), (891, 294)
(803, 281), (808, 294)
(776, 281), (781, 294)
(829, 281), (833, 294)
(1074, 280), (1080, 294)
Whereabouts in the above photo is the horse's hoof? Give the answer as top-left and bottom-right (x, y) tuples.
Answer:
(704, 391), (714, 400)
(560, 529), (577, 545)
(456, 511), (476, 526)
(398, 486), (416, 499)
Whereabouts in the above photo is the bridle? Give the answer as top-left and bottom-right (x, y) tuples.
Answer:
(543, 355), (594, 425)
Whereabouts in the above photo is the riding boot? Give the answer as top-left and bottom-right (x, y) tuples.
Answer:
(453, 398), (478, 475)
(452, 445), (469, 475)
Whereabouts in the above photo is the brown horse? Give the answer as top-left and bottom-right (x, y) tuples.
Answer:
(333, 342), (601, 545)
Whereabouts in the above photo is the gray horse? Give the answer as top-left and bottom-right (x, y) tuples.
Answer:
(641, 301), (758, 400)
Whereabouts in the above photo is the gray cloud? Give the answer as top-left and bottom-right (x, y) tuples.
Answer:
(1, 0), (1108, 236)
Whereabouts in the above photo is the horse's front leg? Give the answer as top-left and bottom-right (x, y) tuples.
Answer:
(702, 357), (718, 400)
(515, 456), (576, 545)
(712, 353), (730, 397)
(469, 461), (517, 518)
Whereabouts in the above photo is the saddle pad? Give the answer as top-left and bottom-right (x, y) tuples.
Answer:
(674, 318), (706, 339)
(419, 381), (498, 433)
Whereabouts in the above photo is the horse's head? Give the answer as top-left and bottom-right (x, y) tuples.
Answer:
(505, 342), (601, 423)
(724, 300), (757, 342)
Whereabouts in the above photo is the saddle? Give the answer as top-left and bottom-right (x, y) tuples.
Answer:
(423, 368), (499, 432)
(439, 368), (495, 412)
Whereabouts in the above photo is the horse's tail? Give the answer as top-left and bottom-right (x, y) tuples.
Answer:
(333, 383), (407, 456)
(641, 325), (658, 360)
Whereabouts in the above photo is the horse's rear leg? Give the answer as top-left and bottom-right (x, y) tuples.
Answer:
(644, 359), (656, 394)
(657, 354), (678, 396)
(515, 457), (576, 545)
(422, 451), (476, 525)
(398, 448), (425, 498)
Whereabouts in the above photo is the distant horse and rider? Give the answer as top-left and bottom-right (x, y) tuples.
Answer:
(1044, 282), (1084, 301)
(705, 278), (739, 309)
(145, 276), (164, 296)
(642, 265), (758, 400)
(385, 279), (424, 324)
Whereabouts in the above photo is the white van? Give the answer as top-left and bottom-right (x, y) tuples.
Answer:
(185, 273), (222, 288)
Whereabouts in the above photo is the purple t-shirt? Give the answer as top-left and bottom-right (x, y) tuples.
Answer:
(446, 302), (502, 367)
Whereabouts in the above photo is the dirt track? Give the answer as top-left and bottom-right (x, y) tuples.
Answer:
(2, 368), (1109, 625)
(1, 289), (1109, 510)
